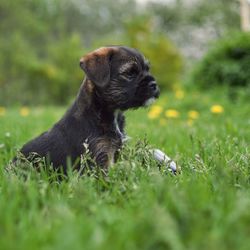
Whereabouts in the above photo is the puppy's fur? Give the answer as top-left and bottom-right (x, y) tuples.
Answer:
(19, 46), (160, 173)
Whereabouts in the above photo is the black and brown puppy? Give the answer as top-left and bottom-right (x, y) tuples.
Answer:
(19, 46), (160, 173)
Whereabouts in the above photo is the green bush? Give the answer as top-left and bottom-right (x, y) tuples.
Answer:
(0, 0), (86, 106)
(0, 34), (84, 105)
(190, 32), (250, 88)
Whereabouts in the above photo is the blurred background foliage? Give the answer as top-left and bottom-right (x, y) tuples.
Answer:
(190, 32), (250, 89)
(0, 0), (246, 105)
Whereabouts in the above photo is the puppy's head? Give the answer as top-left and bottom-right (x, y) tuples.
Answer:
(80, 46), (160, 111)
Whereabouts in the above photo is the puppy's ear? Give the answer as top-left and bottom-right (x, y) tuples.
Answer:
(79, 47), (115, 87)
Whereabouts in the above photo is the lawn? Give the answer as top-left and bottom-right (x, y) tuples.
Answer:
(0, 88), (249, 250)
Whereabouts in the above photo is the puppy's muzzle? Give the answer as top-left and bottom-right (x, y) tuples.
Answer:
(149, 81), (160, 98)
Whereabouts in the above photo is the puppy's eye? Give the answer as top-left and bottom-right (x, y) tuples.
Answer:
(119, 63), (139, 80)
(126, 67), (138, 77)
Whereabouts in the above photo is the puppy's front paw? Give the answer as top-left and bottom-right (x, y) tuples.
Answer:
(150, 149), (178, 174)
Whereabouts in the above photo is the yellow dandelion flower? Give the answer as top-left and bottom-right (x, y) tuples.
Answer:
(187, 119), (194, 126)
(188, 110), (199, 119)
(165, 109), (180, 118)
(151, 105), (163, 113)
(0, 106), (6, 116)
(159, 118), (167, 126)
(210, 105), (224, 114)
(175, 89), (185, 99)
(20, 107), (30, 117)
(148, 105), (163, 120)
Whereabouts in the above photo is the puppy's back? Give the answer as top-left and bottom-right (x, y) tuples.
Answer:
(20, 126), (69, 169)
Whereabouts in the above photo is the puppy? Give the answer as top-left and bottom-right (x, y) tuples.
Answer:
(19, 46), (160, 173)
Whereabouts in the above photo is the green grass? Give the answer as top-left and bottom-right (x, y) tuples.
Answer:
(0, 88), (249, 250)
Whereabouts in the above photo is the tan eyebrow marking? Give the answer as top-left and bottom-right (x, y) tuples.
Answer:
(119, 60), (137, 74)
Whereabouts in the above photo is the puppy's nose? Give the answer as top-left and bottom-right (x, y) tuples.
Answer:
(149, 81), (157, 91)
(149, 81), (160, 98)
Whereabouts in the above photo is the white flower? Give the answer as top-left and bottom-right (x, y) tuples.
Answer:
(5, 132), (11, 137)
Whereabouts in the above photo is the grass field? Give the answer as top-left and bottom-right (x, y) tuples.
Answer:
(0, 88), (249, 250)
